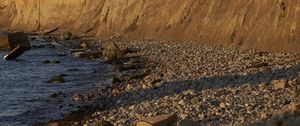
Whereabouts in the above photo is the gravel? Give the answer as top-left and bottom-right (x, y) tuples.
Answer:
(52, 40), (300, 126)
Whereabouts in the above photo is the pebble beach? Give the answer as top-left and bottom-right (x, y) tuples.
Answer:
(45, 39), (300, 126)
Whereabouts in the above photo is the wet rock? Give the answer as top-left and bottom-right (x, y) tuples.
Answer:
(67, 68), (80, 72)
(42, 60), (51, 64)
(43, 34), (54, 40)
(135, 113), (177, 126)
(80, 41), (89, 49)
(53, 60), (61, 64)
(125, 84), (134, 91)
(57, 53), (67, 57)
(69, 49), (87, 54)
(85, 90), (98, 100)
(73, 51), (102, 59)
(1, 32), (32, 60)
(59, 31), (74, 41)
(29, 36), (37, 41)
(271, 79), (287, 90)
(9, 44), (31, 56)
(102, 42), (125, 61)
(0, 32), (31, 51)
(50, 91), (63, 98)
(47, 74), (66, 84)
(183, 89), (195, 96)
(72, 93), (84, 102)
(112, 77), (122, 85)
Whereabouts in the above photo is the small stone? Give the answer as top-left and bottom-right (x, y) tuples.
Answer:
(125, 84), (133, 91)
(69, 49), (86, 54)
(48, 122), (59, 126)
(198, 113), (205, 120)
(125, 47), (141, 53)
(259, 82), (266, 88)
(57, 53), (67, 57)
(219, 102), (226, 108)
(47, 74), (66, 84)
(32, 45), (45, 48)
(50, 91), (63, 98)
(72, 93), (84, 102)
(178, 100), (185, 105)
(102, 42), (125, 61)
(73, 51), (102, 59)
(271, 79), (287, 90)
(53, 60), (61, 64)
(67, 68), (80, 72)
(288, 102), (298, 111)
(80, 42), (89, 49)
(183, 89), (195, 96)
(180, 114), (188, 119)
(261, 112), (268, 119)
(43, 60), (51, 64)
(59, 31), (73, 41)
(112, 77), (122, 85)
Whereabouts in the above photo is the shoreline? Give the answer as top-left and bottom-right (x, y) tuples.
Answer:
(0, 38), (112, 126)
(38, 38), (300, 125)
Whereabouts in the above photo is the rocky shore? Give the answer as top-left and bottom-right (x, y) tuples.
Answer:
(40, 37), (300, 126)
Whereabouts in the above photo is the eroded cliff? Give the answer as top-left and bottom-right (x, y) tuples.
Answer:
(1, 0), (300, 52)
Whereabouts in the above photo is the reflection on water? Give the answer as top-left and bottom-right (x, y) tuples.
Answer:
(0, 40), (110, 126)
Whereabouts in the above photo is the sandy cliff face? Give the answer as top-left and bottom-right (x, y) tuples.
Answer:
(0, 0), (300, 52)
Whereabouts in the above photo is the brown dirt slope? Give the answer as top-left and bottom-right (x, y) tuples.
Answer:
(1, 0), (300, 52)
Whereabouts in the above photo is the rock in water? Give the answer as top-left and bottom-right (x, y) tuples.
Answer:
(72, 93), (84, 102)
(4, 46), (30, 60)
(72, 51), (102, 59)
(102, 42), (125, 61)
(47, 74), (66, 84)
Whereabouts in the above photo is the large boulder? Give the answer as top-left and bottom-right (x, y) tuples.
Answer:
(102, 42), (125, 61)
(0, 32), (32, 60)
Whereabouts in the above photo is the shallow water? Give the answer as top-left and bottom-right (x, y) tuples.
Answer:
(0, 40), (111, 126)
